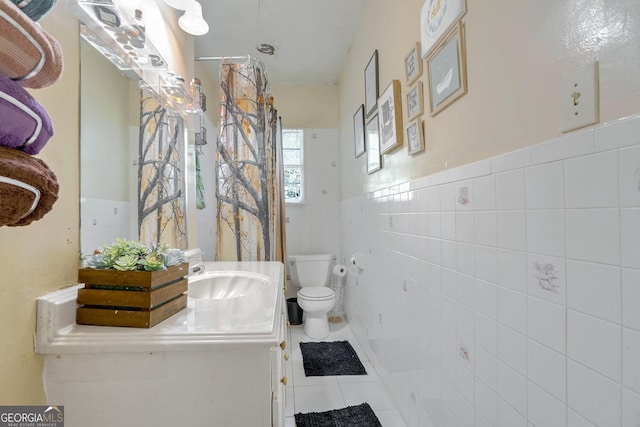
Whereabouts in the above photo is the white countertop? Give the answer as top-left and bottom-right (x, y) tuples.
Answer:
(35, 262), (285, 354)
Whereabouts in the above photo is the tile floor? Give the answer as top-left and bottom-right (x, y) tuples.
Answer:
(284, 321), (408, 427)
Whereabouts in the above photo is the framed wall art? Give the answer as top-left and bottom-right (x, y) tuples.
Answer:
(426, 22), (467, 116)
(405, 42), (423, 86)
(364, 50), (379, 117)
(353, 104), (365, 158)
(365, 114), (381, 174)
(406, 81), (424, 121)
(378, 80), (403, 154)
(406, 119), (425, 155)
(420, 0), (467, 59)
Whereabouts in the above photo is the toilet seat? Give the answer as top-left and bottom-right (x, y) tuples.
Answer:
(298, 287), (335, 301)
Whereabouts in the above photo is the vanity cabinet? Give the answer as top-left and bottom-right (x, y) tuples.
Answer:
(37, 262), (286, 427)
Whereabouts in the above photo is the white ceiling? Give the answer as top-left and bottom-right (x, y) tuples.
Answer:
(195, 0), (365, 86)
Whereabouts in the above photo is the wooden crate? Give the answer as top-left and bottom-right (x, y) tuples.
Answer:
(76, 263), (189, 328)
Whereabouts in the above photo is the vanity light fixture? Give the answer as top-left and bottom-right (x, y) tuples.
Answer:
(163, 0), (209, 36)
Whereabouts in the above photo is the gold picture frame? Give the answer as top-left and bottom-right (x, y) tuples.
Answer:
(406, 81), (424, 121)
(406, 119), (425, 155)
(426, 21), (467, 116)
(405, 42), (423, 86)
(378, 80), (403, 154)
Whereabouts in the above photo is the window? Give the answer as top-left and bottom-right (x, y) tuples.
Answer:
(282, 129), (304, 204)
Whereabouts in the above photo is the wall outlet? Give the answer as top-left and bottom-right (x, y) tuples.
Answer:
(561, 61), (599, 133)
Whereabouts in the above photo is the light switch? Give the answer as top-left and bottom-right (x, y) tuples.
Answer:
(561, 61), (599, 133)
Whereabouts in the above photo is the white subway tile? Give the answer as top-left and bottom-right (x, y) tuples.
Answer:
(456, 272), (475, 307)
(621, 208), (640, 268)
(595, 114), (640, 151)
(525, 161), (565, 210)
(457, 243), (475, 277)
(531, 129), (595, 165)
(527, 254), (566, 305)
(565, 150), (619, 208)
(567, 310), (621, 382)
(623, 327), (640, 394)
(496, 170), (526, 210)
(442, 241), (457, 270)
(491, 147), (532, 174)
(476, 247), (499, 284)
(476, 312), (498, 356)
(473, 174), (497, 211)
(475, 211), (498, 247)
(497, 211), (526, 251)
(475, 379), (498, 427)
(476, 346), (499, 392)
(476, 278), (499, 320)
(567, 259), (621, 323)
(623, 387), (640, 427)
(622, 268), (640, 331)
(498, 324), (527, 375)
(440, 183), (456, 212)
(455, 180), (474, 211)
(456, 212), (475, 243)
(526, 210), (566, 257)
(498, 287), (527, 334)
(568, 409), (598, 427)
(618, 145), (640, 207)
(457, 303), (475, 341)
(498, 249), (528, 293)
(528, 381), (567, 427)
(498, 362), (528, 417)
(566, 208), (620, 265)
(568, 360), (621, 427)
(427, 212), (441, 238)
(528, 296), (566, 354)
(528, 339), (567, 402)
(441, 212), (456, 240)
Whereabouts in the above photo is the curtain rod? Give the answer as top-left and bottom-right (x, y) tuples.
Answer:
(195, 55), (266, 70)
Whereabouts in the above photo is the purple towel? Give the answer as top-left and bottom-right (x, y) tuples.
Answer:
(0, 73), (53, 154)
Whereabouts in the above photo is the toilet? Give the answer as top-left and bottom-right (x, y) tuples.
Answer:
(288, 254), (336, 339)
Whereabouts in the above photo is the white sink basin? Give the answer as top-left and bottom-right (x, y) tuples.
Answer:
(188, 271), (271, 299)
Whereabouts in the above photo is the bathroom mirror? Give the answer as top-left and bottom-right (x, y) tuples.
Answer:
(80, 38), (189, 254)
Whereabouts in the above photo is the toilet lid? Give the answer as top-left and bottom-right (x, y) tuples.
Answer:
(298, 287), (335, 300)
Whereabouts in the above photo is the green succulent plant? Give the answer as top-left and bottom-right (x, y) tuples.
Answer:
(82, 238), (186, 271)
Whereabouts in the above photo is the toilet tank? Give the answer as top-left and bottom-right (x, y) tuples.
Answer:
(288, 254), (336, 287)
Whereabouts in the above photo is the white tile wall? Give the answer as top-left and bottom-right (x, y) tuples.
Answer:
(341, 113), (640, 427)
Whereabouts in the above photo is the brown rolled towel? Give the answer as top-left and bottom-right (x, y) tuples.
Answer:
(0, 145), (58, 226)
(0, 0), (63, 89)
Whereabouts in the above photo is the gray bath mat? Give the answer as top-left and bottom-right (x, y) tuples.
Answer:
(294, 403), (382, 427)
(300, 340), (367, 376)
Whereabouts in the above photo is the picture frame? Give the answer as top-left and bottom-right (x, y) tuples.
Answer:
(404, 42), (423, 86)
(365, 114), (381, 174)
(406, 119), (425, 155)
(426, 21), (467, 116)
(406, 81), (424, 121)
(420, 0), (467, 59)
(353, 104), (366, 158)
(364, 50), (379, 117)
(378, 80), (403, 154)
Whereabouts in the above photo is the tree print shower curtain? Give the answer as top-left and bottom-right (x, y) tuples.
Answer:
(138, 85), (188, 249)
(215, 58), (285, 261)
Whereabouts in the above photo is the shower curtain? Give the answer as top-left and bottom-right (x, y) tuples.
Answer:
(138, 84), (188, 249)
(215, 58), (286, 262)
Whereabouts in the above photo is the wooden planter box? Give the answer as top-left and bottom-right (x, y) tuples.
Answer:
(76, 262), (189, 328)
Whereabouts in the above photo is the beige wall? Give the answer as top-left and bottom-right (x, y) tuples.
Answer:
(272, 85), (340, 129)
(0, 7), (80, 403)
(0, 2), (194, 403)
(339, 0), (640, 198)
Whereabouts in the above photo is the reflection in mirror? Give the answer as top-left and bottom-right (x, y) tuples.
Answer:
(80, 39), (188, 254)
